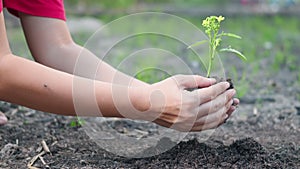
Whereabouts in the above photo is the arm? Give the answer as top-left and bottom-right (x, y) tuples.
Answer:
(1, 12), (238, 132)
(19, 13), (148, 87)
(0, 54), (118, 117)
(0, 13), (128, 117)
(0, 53), (235, 131)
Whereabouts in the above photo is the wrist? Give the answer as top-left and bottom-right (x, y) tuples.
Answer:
(130, 78), (150, 88)
(129, 86), (150, 113)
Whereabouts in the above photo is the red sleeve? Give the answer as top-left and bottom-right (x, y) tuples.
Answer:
(4, 0), (66, 21)
(0, 1), (3, 13)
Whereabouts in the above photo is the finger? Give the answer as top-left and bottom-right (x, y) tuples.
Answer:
(226, 106), (236, 118)
(191, 97), (236, 132)
(232, 98), (239, 106)
(154, 118), (194, 132)
(226, 98), (239, 117)
(191, 82), (231, 104)
(196, 90), (234, 119)
(191, 112), (228, 132)
(173, 75), (216, 89)
(194, 99), (232, 126)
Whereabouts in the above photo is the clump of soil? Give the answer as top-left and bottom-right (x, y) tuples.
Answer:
(213, 76), (234, 89)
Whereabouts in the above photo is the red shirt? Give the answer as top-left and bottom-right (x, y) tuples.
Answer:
(0, 0), (66, 21)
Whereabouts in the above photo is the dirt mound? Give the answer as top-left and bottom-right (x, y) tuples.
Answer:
(118, 138), (298, 168)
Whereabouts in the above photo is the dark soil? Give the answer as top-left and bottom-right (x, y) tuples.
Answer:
(226, 78), (234, 90)
(214, 76), (234, 89)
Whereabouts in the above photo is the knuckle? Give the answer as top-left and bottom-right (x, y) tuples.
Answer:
(212, 104), (218, 113)
(210, 101), (220, 113)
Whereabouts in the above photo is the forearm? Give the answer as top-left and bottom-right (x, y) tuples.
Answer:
(34, 43), (148, 87)
(19, 13), (147, 87)
(0, 54), (146, 118)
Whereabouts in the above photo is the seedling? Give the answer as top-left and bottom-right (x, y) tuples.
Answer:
(70, 117), (85, 127)
(188, 16), (247, 77)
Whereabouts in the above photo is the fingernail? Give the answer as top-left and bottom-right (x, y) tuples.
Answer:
(227, 82), (231, 88)
(224, 114), (228, 119)
(228, 89), (236, 96)
(210, 78), (216, 83)
(222, 82), (230, 89)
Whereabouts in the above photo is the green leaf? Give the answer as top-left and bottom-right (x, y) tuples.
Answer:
(187, 40), (208, 49)
(220, 48), (247, 61)
(70, 121), (77, 127)
(220, 33), (242, 39)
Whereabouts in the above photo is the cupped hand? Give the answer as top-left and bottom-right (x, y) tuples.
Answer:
(135, 74), (238, 132)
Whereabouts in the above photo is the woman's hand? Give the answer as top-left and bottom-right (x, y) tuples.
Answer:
(130, 75), (238, 132)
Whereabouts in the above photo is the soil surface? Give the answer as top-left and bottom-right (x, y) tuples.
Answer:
(0, 98), (299, 169)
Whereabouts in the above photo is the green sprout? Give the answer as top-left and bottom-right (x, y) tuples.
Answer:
(188, 16), (247, 77)
(70, 117), (85, 127)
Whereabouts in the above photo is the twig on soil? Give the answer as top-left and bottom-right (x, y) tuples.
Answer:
(201, 149), (207, 161)
(36, 146), (43, 153)
(27, 140), (52, 169)
(10, 109), (18, 116)
(41, 140), (51, 154)
(27, 151), (45, 169)
(51, 141), (58, 147)
(38, 155), (50, 168)
(27, 165), (41, 169)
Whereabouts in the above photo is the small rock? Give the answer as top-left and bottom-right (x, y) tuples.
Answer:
(220, 162), (231, 167)
(278, 115), (285, 120)
(80, 159), (88, 165)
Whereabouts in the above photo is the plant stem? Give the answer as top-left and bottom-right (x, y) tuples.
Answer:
(207, 43), (213, 77)
(206, 30), (217, 77)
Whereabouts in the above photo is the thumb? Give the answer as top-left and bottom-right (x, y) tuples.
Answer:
(173, 75), (216, 89)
